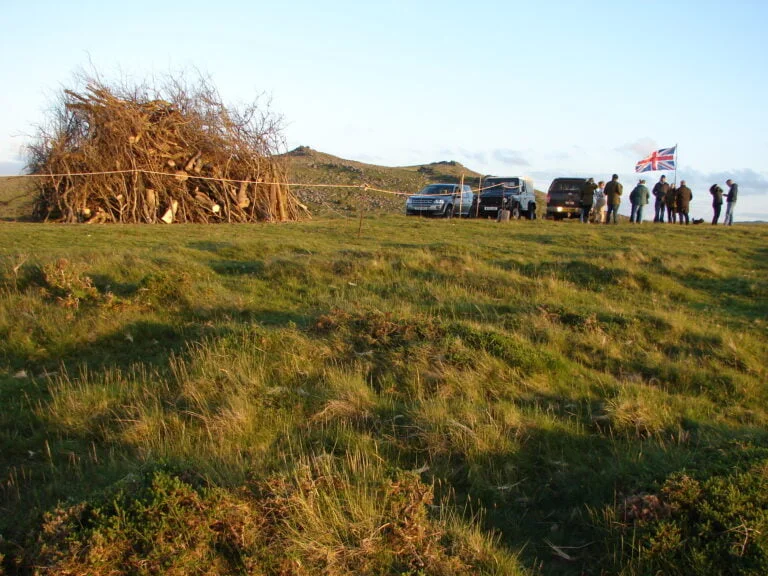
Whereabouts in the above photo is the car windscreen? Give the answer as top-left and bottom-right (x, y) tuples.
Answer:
(481, 179), (520, 197)
(483, 178), (520, 191)
(419, 185), (457, 195)
(550, 180), (586, 192)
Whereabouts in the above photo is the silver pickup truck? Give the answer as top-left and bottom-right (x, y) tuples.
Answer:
(405, 183), (474, 218)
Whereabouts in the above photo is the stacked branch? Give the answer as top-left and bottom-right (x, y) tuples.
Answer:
(28, 74), (305, 223)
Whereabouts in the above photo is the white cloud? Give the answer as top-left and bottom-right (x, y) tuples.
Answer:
(492, 149), (530, 167)
(456, 148), (488, 166)
(680, 168), (768, 196)
(616, 138), (659, 158)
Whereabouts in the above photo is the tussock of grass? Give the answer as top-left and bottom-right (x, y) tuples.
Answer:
(599, 383), (681, 439)
(310, 367), (376, 425)
(44, 366), (152, 439)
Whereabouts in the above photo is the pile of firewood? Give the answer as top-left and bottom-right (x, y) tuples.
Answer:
(28, 77), (305, 223)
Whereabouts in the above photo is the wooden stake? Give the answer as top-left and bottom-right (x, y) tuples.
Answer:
(358, 188), (365, 238)
(475, 174), (482, 218)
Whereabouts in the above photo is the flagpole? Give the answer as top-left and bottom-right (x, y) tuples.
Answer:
(674, 143), (678, 187)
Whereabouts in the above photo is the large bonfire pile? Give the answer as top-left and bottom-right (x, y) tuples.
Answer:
(28, 76), (305, 223)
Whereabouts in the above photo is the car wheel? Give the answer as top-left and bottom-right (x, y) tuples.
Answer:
(443, 204), (454, 218)
(528, 204), (536, 220)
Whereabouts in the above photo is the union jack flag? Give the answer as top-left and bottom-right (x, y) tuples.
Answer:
(635, 146), (676, 172)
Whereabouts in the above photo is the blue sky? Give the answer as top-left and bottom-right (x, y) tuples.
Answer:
(2, 0), (767, 219)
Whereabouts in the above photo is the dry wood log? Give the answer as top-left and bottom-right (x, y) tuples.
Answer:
(237, 181), (250, 208)
(160, 199), (179, 224)
(184, 151), (202, 172)
(144, 189), (157, 222)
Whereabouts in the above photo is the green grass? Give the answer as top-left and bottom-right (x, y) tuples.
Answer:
(0, 216), (767, 575)
(0, 177), (35, 222)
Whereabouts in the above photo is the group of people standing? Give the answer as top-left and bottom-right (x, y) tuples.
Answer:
(707, 179), (739, 225)
(649, 175), (693, 224)
(579, 174), (738, 225)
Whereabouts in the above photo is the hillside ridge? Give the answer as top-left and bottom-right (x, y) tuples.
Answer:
(281, 146), (484, 215)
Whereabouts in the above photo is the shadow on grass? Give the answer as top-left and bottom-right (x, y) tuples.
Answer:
(89, 274), (141, 297)
(62, 320), (193, 372)
(514, 260), (630, 289)
(187, 240), (237, 253)
(0, 214), (36, 223)
(192, 305), (310, 328)
(644, 244), (768, 323)
(209, 259), (266, 276)
(673, 271), (767, 322)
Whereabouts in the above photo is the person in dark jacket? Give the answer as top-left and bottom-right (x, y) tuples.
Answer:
(629, 179), (650, 223)
(652, 175), (669, 222)
(580, 178), (597, 223)
(724, 179), (738, 225)
(665, 185), (677, 223)
(709, 183), (724, 225)
(604, 174), (623, 224)
(676, 180), (693, 225)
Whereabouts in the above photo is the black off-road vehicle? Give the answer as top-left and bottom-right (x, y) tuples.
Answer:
(476, 176), (537, 219)
(546, 177), (587, 219)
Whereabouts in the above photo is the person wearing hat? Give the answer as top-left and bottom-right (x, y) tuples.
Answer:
(629, 179), (650, 223)
(604, 174), (623, 224)
(709, 183), (724, 224)
(652, 175), (669, 223)
(580, 177), (597, 223)
(676, 180), (693, 225)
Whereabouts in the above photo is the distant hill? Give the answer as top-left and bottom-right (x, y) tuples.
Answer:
(282, 146), (483, 216)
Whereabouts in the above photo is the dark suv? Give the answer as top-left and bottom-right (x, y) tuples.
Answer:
(546, 177), (586, 219)
(476, 176), (536, 219)
(405, 183), (474, 217)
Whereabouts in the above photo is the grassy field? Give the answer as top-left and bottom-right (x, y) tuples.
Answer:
(1, 212), (766, 575)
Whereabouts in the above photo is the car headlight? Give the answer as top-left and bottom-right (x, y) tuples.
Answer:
(433, 199), (445, 205)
